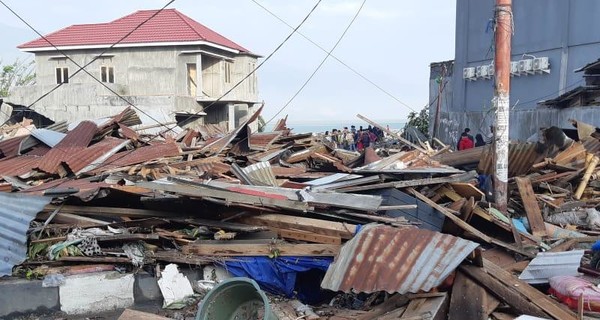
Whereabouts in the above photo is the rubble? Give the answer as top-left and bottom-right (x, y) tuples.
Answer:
(5, 106), (600, 319)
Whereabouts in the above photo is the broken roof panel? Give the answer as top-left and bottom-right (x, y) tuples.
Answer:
(519, 250), (585, 284)
(241, 162), (278, 186)
(36, 121), (97, 174)
(248, 132), (282, 151)
(0, 155), (42, 177)
(93, 140), (181, 172)
(65, 137), (130, 174)
(0, 192), (52, 277)
(321, 224), (479, 294)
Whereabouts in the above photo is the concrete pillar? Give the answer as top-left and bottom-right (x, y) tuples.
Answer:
(196, 54), (203, 99)
(227, 103), (235, 131)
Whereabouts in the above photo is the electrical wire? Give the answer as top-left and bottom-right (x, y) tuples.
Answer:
(250, 0), (417, 114)
(155, 0), (324, 135)
(264, 0), (368, 125)
(0, 0), (177, 132)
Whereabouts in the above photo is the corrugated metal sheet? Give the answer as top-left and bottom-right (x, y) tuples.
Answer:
(478, 142), (540, 177)
(271, 166), (307, 177)
(30, 128), (66, 147)
(583, 137), (600, 154)
(248, 132), (282, 151)
(321, 224), (479, 294)
(201, 106), (263, 155)
(22, 177), (112, 201)
(241, 162), (278, 186)
(0, 193), (52, 276)
(0, 135), (28, 158)
(518, 250), (584, 284)
(37, 121), (97, 174)
(354, 150), (462, 174)
(0, 155), (42, 176)
(93, 141), (181, 172)
(64, 137), (129, 174)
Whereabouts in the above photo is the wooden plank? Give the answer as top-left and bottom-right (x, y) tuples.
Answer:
(409, 188), (491, 243)
(182, 242), (340, 256)
(448, 271), (499, 320)
(459, 264), (551, 318)
(515, 177), (547, 237)
(239, 214), (356, 239)
(450, 182), (484, 200)
(483, 259), (577, 320)
(400, 293), (449, 320)
(357, 295), (409, 320)
(118, 309), (170, 320)
(270, 227), (342, 244)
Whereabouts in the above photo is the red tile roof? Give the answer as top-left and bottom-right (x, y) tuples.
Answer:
(18, 9), (250, 53)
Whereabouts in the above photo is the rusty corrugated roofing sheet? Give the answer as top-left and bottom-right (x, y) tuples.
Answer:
(92, 140), (181, 172)
(64, 137), (129, 174)
(0, 155), (43, 176)
(321, 224), (479, 294)
(0, 135), (29, 158)
(22, 177), (112, 201)
(0, 192), (52, 276)
(478, 142), (540, 177)
(249, 132), (282, 151)
(36, 121), (98, 174)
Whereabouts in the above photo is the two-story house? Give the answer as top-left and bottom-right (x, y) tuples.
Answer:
(9, 9), (260, 131)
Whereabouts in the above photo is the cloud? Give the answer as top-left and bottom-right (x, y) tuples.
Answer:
(320, 1), (404, 20)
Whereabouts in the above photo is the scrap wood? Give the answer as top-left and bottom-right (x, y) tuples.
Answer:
(400, 292), (448, 320)
(356, 295), (410, 320)
(515, 177), (548, 237)
(182, 242), (340, 256)
(448, 271), (500, 320)
(460, 260), (578, 320)
(338, 171), (478, 193)
(269, 227), (342, 244)
(238, 214), (356, 239)
(574, 154), (599, 199)
(449, 182), (484, 200)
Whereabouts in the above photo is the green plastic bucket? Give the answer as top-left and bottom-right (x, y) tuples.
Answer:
(196, 277), (278, 320)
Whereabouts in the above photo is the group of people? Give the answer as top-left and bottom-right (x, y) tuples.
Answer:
(323, 125), (384, 151)
(456, 127), (493, 150)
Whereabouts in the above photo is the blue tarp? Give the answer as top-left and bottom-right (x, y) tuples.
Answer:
(224, 256), (332, 298)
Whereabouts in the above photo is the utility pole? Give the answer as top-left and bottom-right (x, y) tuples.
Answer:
(493, 0), (512, 213)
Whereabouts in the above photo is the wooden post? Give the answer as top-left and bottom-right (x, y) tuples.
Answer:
(574, 154), (599, 199)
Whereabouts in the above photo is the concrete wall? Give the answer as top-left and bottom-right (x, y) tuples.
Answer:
(9, 45), (259, 128)
(453, 0), (600, 113)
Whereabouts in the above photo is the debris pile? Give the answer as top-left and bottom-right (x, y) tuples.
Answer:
(4, 105), (600, 319)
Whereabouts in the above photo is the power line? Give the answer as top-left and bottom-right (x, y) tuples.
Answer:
(0, 0), (177, 133)
(250, 0), (418, 114)
(156, 0), (324, 135)
(265, 0), (369, 125)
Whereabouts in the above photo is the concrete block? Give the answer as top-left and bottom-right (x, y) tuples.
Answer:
(0, 278), (59, 318)
(59, 271), (134, 314)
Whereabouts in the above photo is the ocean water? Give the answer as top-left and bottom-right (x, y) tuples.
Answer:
(264, 120), (406, 134)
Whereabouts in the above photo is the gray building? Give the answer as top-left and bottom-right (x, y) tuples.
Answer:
(431, 0), (600, 146)
(9, 9), (261, 131)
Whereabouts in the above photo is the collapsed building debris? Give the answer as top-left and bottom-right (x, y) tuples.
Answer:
(4, 107), (600, 319)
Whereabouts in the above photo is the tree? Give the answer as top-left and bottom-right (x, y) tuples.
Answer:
(0, 59), (35, 97)
(403, 106), (429, 138)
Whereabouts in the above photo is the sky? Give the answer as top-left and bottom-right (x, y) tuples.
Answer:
(0, 0), (457, 125)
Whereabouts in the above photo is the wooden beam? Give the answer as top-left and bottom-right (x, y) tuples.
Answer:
(449, 182), (484, 201)
(448, 271), (499, 320)
(239, 214), (356, 239)
(182, 242), (340, 256)
(118, 309), (170, 320)
(270, 227), (342, 244)
(515, 177), (547, 237)
(460, 261), (577, 320)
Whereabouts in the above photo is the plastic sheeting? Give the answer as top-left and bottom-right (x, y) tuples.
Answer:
(224, 257), (332, 298)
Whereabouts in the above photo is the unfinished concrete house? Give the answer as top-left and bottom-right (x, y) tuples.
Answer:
(9, 9), (261, 131)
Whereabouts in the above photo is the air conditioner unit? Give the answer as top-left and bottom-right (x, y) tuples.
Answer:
(463, 67), (476, 80)
(533, 57), (550, 73)
(518, 59), (533, 74)
(476, 65), (489, 78)
(511, 61), (520, 76)
(488, 64), (495, 77)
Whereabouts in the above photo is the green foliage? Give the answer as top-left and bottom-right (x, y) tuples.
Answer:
(28, 242), (49, 259)
(0, 58), (35, 97)
(404, 106), (429, 138)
